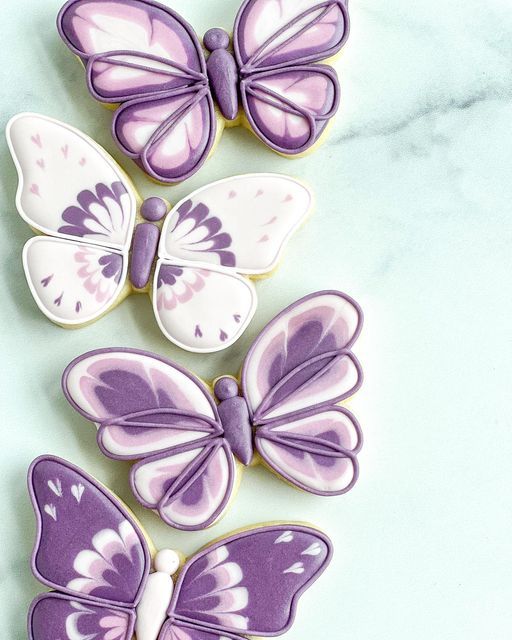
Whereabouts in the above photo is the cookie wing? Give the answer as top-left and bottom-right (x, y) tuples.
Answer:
(243, 291), (362, 494)
(242, 291), (363, 422)
(28, 456), (150, 606)
(58, 0), (216, 183)
(234, 0), (349, 72)
(255, 406), (362, 495)
(234, 0), (347, 154)
(58, 0), (207, 102)
(159, 174), (312, 275)
(153, 263), (257, 353)
(240, 66), (339, 154)
(6, 113), (136, 248)
(131, 440), (236, 530)
(29, 594), (136, 640)
(62, 348), (222, 459)
(168, 524), (332, 636)
(6, 113), (134, 325)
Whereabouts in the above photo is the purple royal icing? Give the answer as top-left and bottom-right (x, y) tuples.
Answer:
(129, 223), (160, 289)
(140, 197), (168, 222)
(214, 377), (253, 466)
(57, 0), (350, 183)
(204, 28), (240, 121)
(62, 290), (364, 531)
(28, 455), (333, 640)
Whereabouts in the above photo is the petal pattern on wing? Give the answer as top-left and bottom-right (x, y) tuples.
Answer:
(29, 456), (149, 605)
(6, 113), (136, 248)
(242, 291), (363, 421)
(29, 594), (135, 640)
(23, 237), (127, 326)
(63, 349), (220, 459)
(131, 442), (235, 530)
(58, 0), (205, 72)
(170, 525), (331, 635)
(113, 89), (215, 183)
(88, 52), (202, 102)
(159, 174), (312, 274)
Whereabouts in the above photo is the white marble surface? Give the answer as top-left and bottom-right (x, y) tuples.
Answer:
(1, 0), (512, 638)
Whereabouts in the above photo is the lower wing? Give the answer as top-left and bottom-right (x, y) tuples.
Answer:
(131, 440), (236, 530)
(23, 237), (128, 326)
(153, 261), (257, 353)
(113, 87), (216, 183)
(29, 593), (135, 640)
(240, 65), (340, 154)
(255, 406), (362, 494)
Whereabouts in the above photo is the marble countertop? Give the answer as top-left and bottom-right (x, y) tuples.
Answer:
(1, 0), (511, 638)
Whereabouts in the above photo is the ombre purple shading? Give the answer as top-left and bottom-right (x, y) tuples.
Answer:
(57, 0), (349, 182)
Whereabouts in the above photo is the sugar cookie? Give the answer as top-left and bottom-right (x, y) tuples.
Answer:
(63, 290), (364, 531)
(28, 455), (333, 640)
(6, 112), (312, 353)
(57, 0), (350, 183)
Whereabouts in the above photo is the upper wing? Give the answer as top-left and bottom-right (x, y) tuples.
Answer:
(58, 0), (206, 102)
(112, 87), (216, 183)
(234, 0), (349, 72)
(255, 406), (361, 495)
(153, 262), (257, 353)
(159, 174), (312, 274)
(240, 66), (339, 154)
(169, 524), (332, 635)
(28, 455), (150, 606)
(62, 348), (221, 459)
(242, 291), (363, 422)
(29, 593), (135, 640)
(6, 113), (136, 250)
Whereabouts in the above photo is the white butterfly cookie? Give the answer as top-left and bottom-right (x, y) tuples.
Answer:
(6, 113), (312, 353)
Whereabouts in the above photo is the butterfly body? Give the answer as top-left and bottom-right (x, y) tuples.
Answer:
(58, 0), (350, 182)
(204, 29), (240, 121)
(214, 377), (254, 466)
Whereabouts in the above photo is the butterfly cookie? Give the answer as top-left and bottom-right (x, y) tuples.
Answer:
(57, 0), (350, 182)
(6, 112), (312, 352)
(63, 290), (364, 530)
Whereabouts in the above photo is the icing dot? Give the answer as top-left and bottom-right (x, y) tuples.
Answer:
(204, 28), (230, 52)
(214, 377), (239, 401)
(154, 549), (180, 574)
(141, 197), (168, 222)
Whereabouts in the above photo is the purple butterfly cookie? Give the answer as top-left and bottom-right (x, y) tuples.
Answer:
(63, 290), (364, 531)
(6, 113), (312, 353)
(57, 0), (350, 183)
(28, 455), (333, 640)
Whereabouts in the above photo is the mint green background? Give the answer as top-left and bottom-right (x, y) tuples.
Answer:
(1, 0), (512, 638)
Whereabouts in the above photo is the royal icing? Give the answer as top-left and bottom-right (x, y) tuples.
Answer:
(57, 0), (350, 182)
(28, 455), (332, 640)
(6, 112), (312, 353)
(62, 290), (364, 531)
